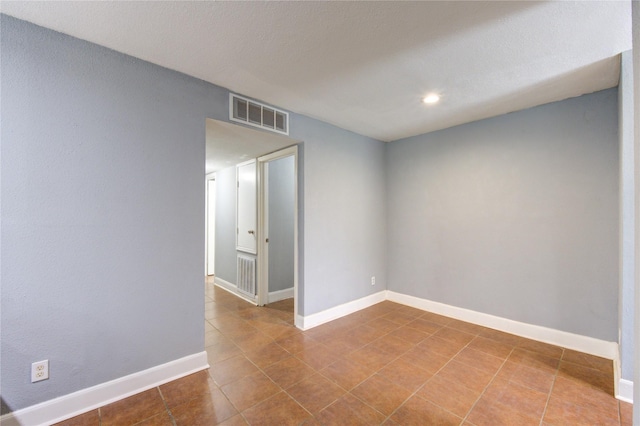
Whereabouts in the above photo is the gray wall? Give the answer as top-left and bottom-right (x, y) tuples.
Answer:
(214, 166), (238, 285)
(268, 156), (295, 293)
(0, 15), (218, 412)
(291, 115), (387, 316)
(387, 89), (619, 341)
(619, 50), (635, 381)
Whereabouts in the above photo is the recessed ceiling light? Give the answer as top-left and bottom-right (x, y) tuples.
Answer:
(422, 94), (440, 104)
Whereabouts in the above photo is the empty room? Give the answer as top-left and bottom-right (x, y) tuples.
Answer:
(1, 1), (638, 425)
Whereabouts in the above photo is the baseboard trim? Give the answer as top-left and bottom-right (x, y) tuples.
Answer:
(386, 291), (618, 360)
(0, 352), (208, 426)
(297, 291), (387, 330)
(617, 379), (634, 403)
(214, 277), (257, 305)
(268, 287), (294, 304)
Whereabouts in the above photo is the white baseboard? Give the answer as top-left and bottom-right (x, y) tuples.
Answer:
(0, 352), (208, 426)
(618, 379), (634, 403)
(214, 277), (257, 305)
(386, 291), (618, 360)
(268, 287), (294, 304)
(297, 291), (386, 330)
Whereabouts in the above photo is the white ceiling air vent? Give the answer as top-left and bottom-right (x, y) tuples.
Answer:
(230, 94), (289, 135)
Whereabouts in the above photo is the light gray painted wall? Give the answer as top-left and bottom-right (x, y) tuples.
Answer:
(290, 115), (387, 316)
(619, 50), (635, 381)
(214, 166), (238, 285)
(387, 89), (619, 341)
(0, 15), (225, 412)
(268, 156), (295, 293)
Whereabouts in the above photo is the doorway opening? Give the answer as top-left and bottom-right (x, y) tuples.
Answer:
(204, 118), (299, 327)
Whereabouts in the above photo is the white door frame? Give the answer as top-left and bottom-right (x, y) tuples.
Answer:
(257, 145), (298, 324)
(205, 173), (216, 276)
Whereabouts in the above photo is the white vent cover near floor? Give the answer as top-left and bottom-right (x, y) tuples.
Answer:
(237, 254), (257, 296)
(230, 94), (289, 135)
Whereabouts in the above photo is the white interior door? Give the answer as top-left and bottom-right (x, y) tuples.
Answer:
(237, 160), (257, 254)
(206, 178), (216, 276)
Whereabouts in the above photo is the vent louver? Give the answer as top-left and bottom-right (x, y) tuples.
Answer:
(230, 94), (289, 135)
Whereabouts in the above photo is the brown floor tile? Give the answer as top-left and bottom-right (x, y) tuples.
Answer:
(368, 334), (415, 357)
(543, 396), (620, 426)
(316, 393), (386, 426)
(495, 360), (555, 394)
(417, 335), (467, 358)
(53, 409), (100, 426)
(209, 355), (259, 386)
(517, 339), (563, 359)
(241, 392), (311, 426)
(258, 321), (300, 340)
(435, 360), (494, 393)
(275, 333), (319, 354)
(467, 336), (513, 359)
(345, 343), (397, 371)
(230, 330), (274, 352)
(453, 346), (504, 374)
(244, 342), (290, 369)
(433, 327), (476, 346)
(160, 370), (215, 408)
(508, 347), (560, 373)
(466, 397), (540, 426)
(378, 358), (433, 392)
(417, 374), (481, 418)
(171, 387), (237, 425)
(420, 311), (453, 326)
(550, 376), (619, 414)
(221, 371), (281, 412)
(557, 360), (615, 395)
(206, 340), (243, 364)
(383, 310), (419, 325)
(263, 356), (316, 389)
(351, 374), (413, 416)
(135, 411), (174, 425)
(478, 328), (524, 346)
(446, 318), (486, 335)
(322, 333), (365, 354)
(562, 349), (613, 374)
(218, 414), (249, 425)
(343, 324), (389, 346)
(320, 358), (374, 391)
(400, 345), (450, 375)
(386, 325), (431, 344)
(620, 401), (633, 426)
(287, 373), (346, 414)
(482, 379), (548, 420)
(366, 317), (402, 333)
(405, 317), (443, 335)
(295, 343), (340, 370)
(390, 395), (462, 426)
(100, 388), (166, 426)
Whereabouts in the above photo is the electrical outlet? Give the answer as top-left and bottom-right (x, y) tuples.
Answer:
(371, 276), (376, 286)
(31, 360), (49, 383)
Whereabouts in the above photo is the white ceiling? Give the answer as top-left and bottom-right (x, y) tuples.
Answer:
(206, 119), (297, 174)
(1, 1), (632, 142)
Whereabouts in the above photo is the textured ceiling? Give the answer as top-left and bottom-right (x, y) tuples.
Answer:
(1, 1), (632, 142)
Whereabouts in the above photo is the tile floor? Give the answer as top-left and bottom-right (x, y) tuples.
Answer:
(56, 279), (633, 425)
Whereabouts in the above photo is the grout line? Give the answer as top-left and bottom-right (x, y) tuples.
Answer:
(157, 386), (177, 426)
(538, 348), (563, 426)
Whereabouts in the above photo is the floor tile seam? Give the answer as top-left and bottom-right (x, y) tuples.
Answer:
(381, 372), (465, 426)
(459, 346), (514, 425)
(339, 389), (390, 421)
(156, 386), (178, 426)
(538, 349), (562, 426)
